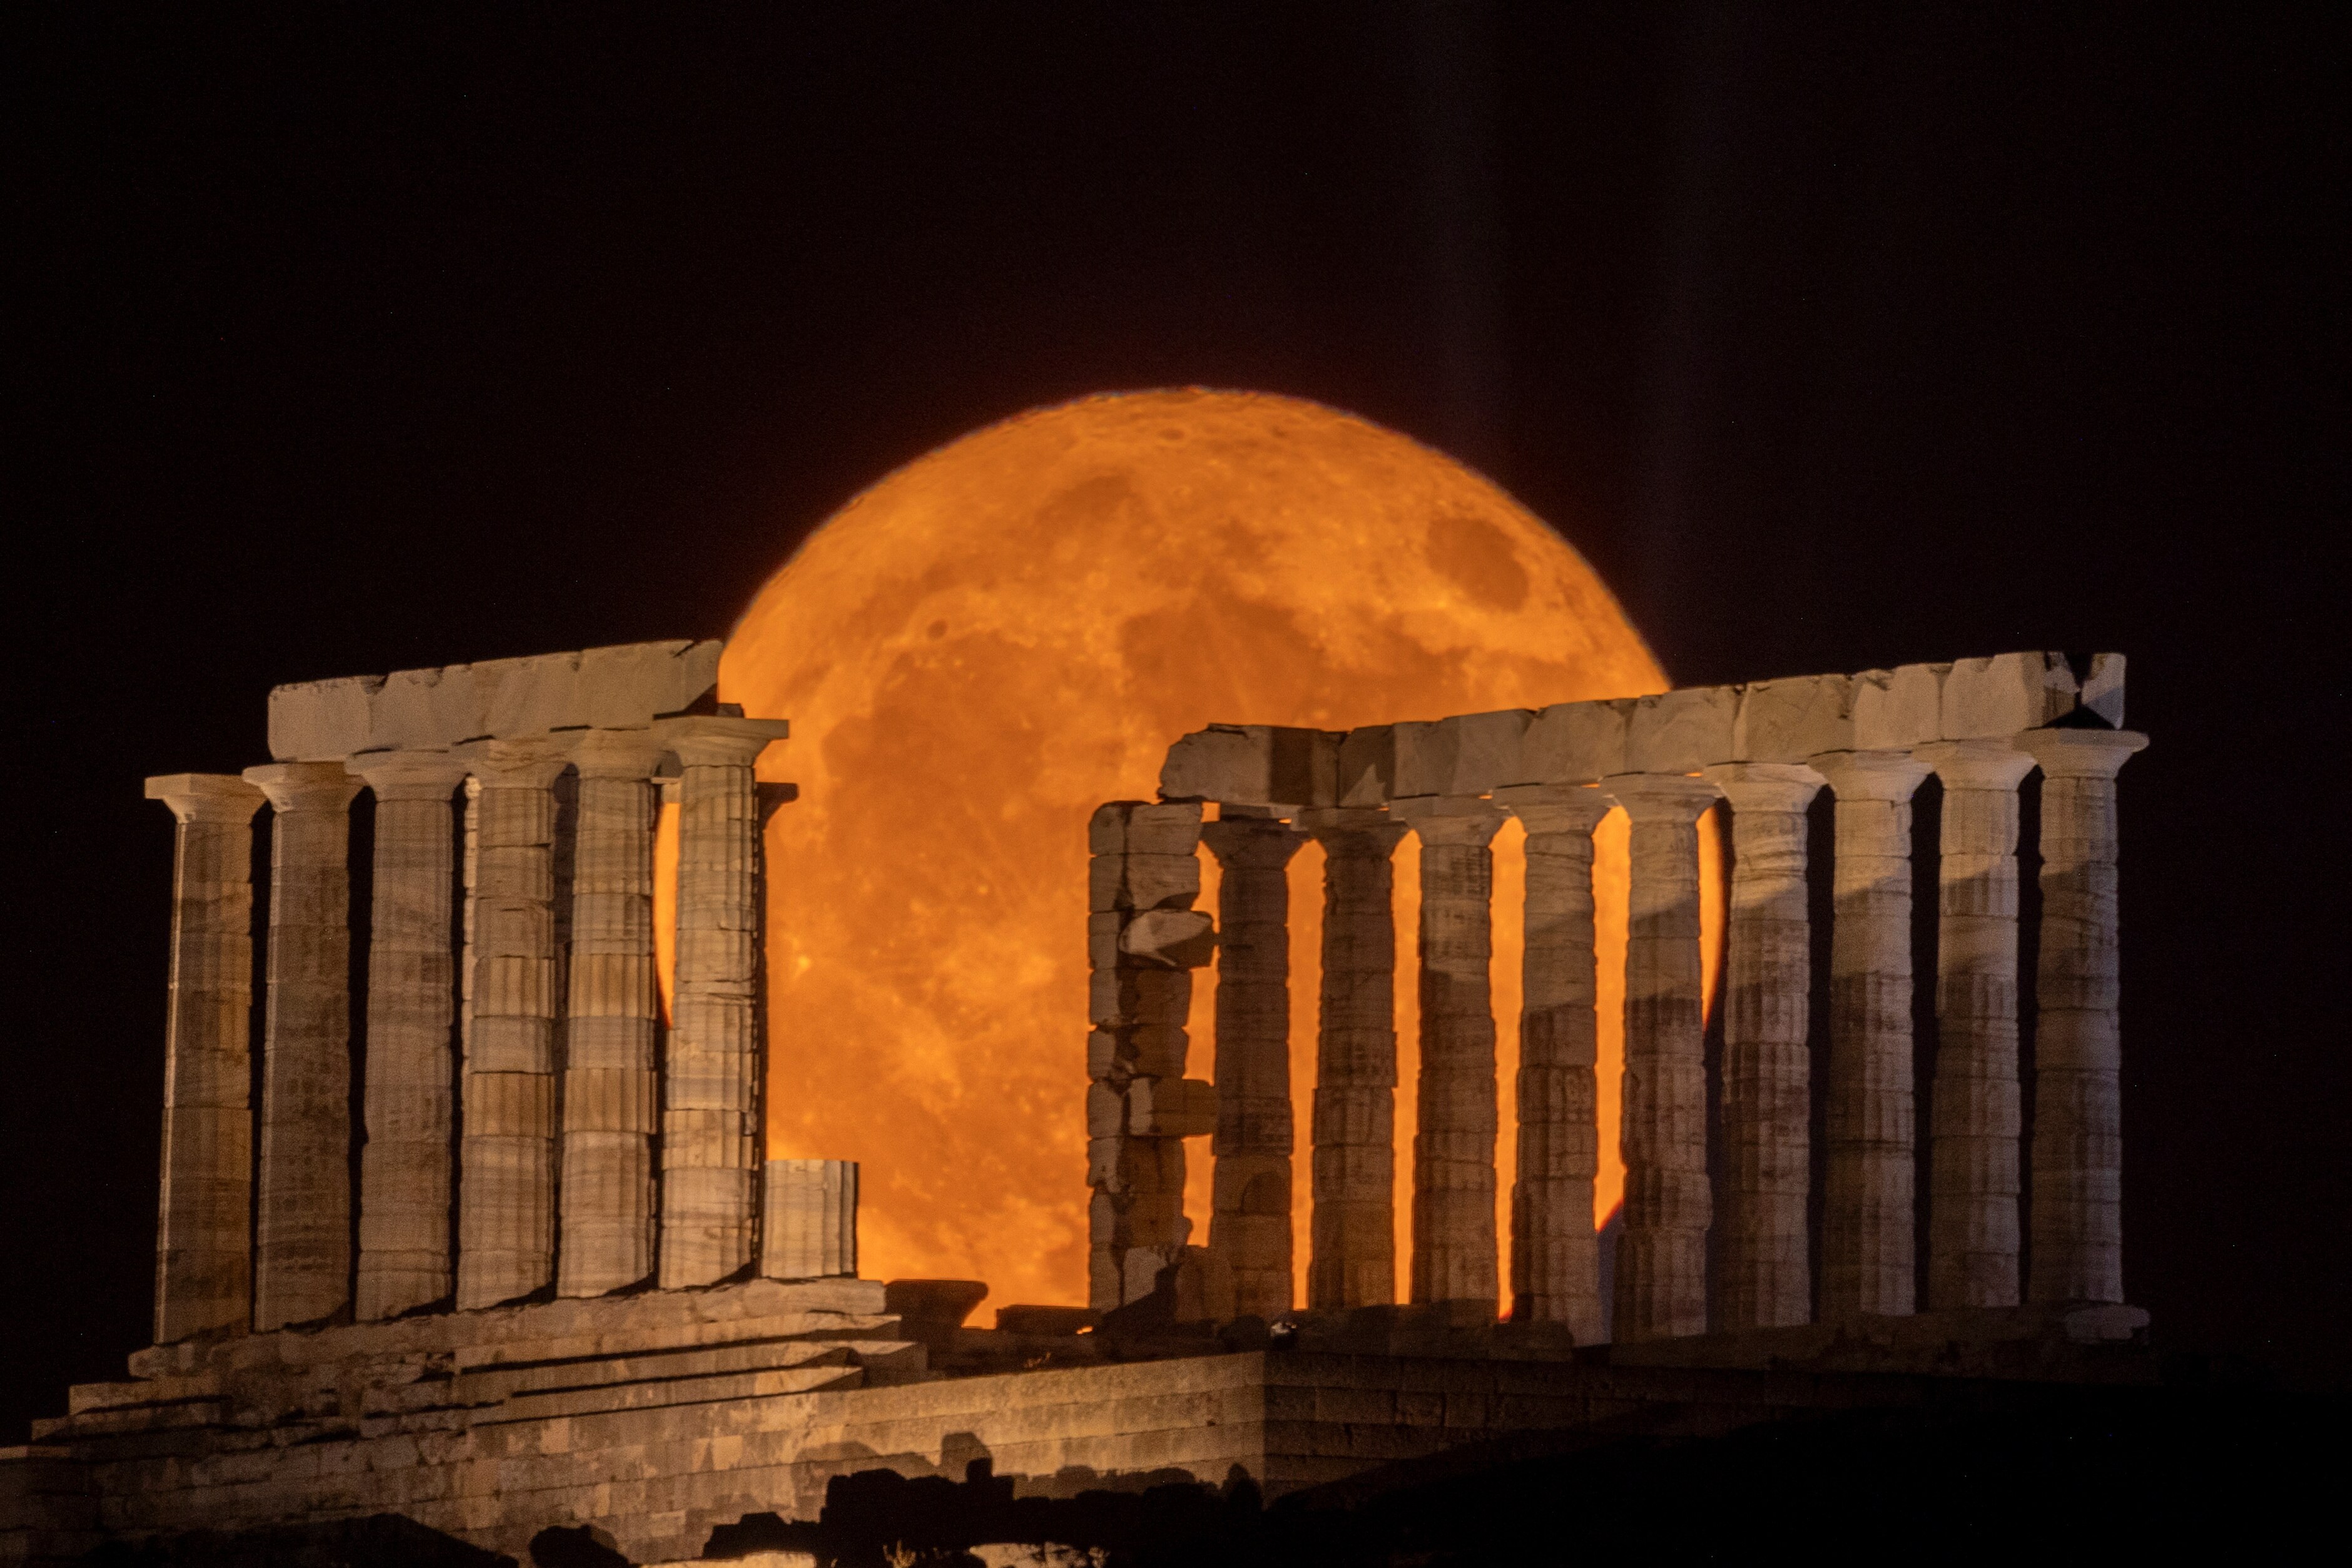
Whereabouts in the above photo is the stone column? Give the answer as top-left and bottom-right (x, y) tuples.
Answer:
(1201, 814), (1305, 1321)
(1085, 801), (1213, 1311)
(1701, 762), (1825, 1331)
(349, 752), (468, 1321)
(1299, 807), (1408, 1311)
(144, 773), (267, 1343)
(1915, 739), (2036, 1310)
(457, 740), (567, 1311)
(1602, 775), (1720, 1341)
(2019, 727), (2148, 1305)
(559, 730), (667, 1297)
(240, 761), (361, 1331)
(1808, 750), (1932, 1320)
(1398, 798), (1507, 1310)
(1494, 785), (1612, 1342)
(656, 716), (789, 1288)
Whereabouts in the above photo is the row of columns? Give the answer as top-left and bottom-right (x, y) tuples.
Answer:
(1173, 726), (2144, 1341)
(145, 716), (786, 1343)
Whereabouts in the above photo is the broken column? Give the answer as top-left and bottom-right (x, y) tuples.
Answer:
(1810, 749), (1932, 1320)
(1916, 738), (2036, 1310)
(1603, 775), (1720, 1341)
(1084, 801), (1215, 1311)
(144, 773), (268, 1343)
(558, 730), (667, 1297)
(760, 1159), (860, 1280)
(457, 739), (568, 1311)
(1200, 813), (1305, 1321)
(241, 761), (362, 1331)
(1299, 807), (1409, 1311)
(2019, 726), (2148, 1305)
(656, 716), (789, 1289)
(1397, 798), (1507, 1310)
(1702, 761), (1825, 1331)
(1494, 785), (1611, 1342)
(350, 751), (469, 1321)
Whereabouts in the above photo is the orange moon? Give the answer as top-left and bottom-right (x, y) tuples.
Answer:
(716, 389), (1717, 1311)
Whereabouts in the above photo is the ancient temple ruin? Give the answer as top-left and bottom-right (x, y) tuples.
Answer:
(2, 643), (2152, 1565)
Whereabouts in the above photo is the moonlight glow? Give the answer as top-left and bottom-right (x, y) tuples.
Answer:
(716, 389), (1719, 1311)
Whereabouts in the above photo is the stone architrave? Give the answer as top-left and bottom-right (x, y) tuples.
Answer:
(143, 773), (268, 1343)
(2017, 727), (2148, 1305)
(654, 716), (789, 1290)
(457, 740), (569, 1311)
(1915, 739), (2037, 1311)
(1398, 798), (1507, 1310)
(1602, 775), (1721, 1341)
(559, 730), (668, 1298)
(1808, 749), (1932, 1320)
(241, 761), (362, 1332)
(1494, 785), (1612, 1342)
(1299, 807), (1409, 1311)
(349, 751), (469, 1321)
(1701, 762), (1826, 1331)
(1200, 815), (1305, 1321)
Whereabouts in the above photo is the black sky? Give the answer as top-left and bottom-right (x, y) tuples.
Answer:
(5, 4), (2344, 1435)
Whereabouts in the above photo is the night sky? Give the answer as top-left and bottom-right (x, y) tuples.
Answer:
(6, 5), (2343, 1437)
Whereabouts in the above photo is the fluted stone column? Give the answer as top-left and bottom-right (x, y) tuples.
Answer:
(559, 730), (666, 1297)
(1916, 739), (2036, 1310)
(1495, 785), (1612, 1342)
(1201, 814), (1305, 1320)
(1809, 750), (1932, 1320)
(240, 761), (362, 1331)
(1399, 799), (1506, 1310)
(656, 716), (788, 1288)
(1702, 763), (1825, 1330)
(2019, 727), (2148, 1304)
(457, 740), (567, 1310)
(349, 752), (467, 1320)
(144, 773), (267, 1343)
(1300, 807), (1408, 1311)
(1603, 775), (1720, 1341)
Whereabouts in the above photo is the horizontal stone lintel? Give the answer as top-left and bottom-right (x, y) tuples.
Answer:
(1161, 651), (2125, 808)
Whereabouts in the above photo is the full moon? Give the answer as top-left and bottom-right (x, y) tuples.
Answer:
(718, 389), (1717, 1311)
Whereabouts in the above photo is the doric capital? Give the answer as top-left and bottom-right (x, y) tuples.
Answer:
(1599, 773), (1721, 825)
(2015, 727), (2149, 780)
(1199, 816), (1305, 868)
(654, 715), (790, 770)
(1295, 805), (1408, 855)
(1807, 748), (1933, 802)
(1392, 794), (1507, 848)
(1492, 781), (1615, 838)
(241, 760), (362, 814)
(566, 727), (669, 781)
(1915, 738), (2035, 792)
(1700, 761), (1826, 815)
(145, 772), (267, 825)
(347, 749), (471, 802)
(467, 736), (570, 790)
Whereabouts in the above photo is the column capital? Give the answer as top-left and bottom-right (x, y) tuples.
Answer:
(2016, 727), (2149, 780)
(1808, 748), (1932, 800)
(1494, 781), (1615, 837)
(242, 760), (361, 813)
(1701, 760), (1826, 814)
(1916, 737), (2035, 791)
(1392, 794), (1506, 847)
(1199, 815), (1305, 867)
(1601, 773), (1721, 823)
(566, 726), (670, 781)
(468, 736), (570, 788)
(145, 772), (267, 825)
(349, 750), (471, 802)
(653, 714), (790, 769)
